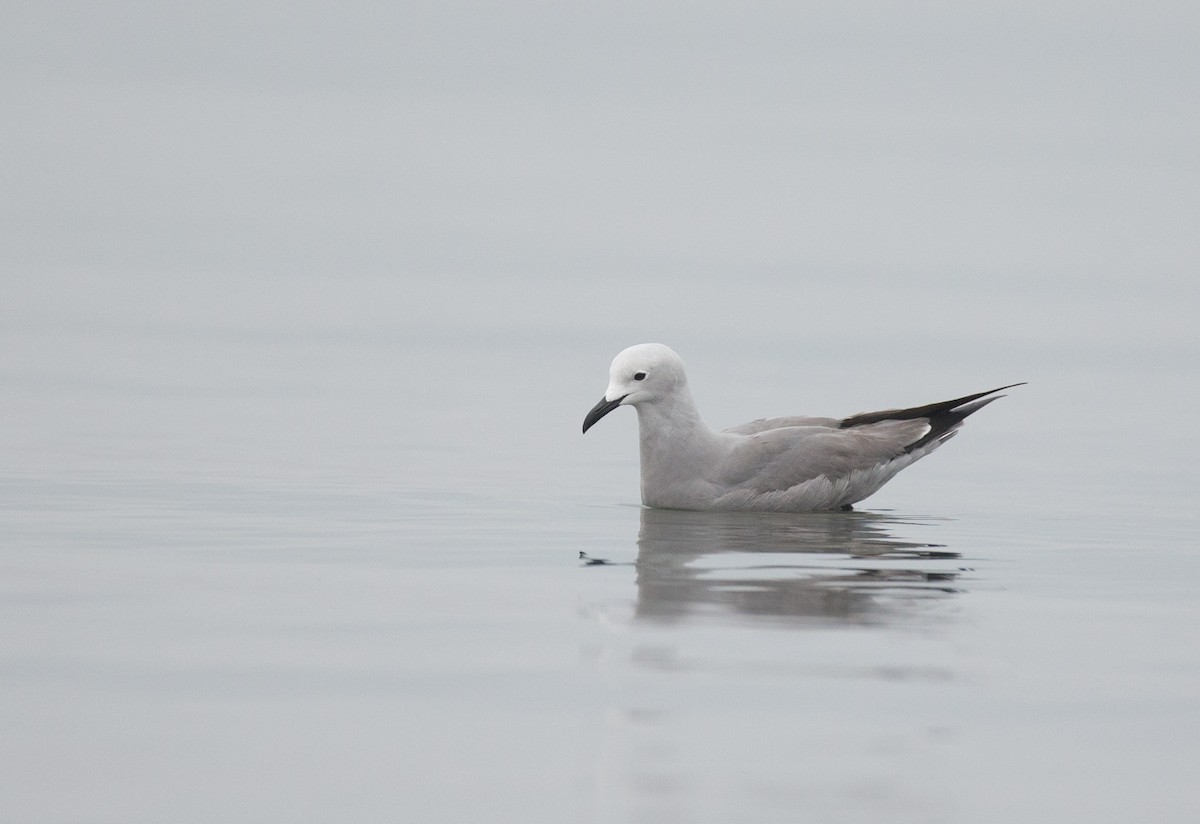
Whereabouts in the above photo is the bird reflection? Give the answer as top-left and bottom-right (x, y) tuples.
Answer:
(631, 507), (963, 625)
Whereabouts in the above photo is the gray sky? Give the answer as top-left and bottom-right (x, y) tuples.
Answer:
(3, 2), (1197, 351)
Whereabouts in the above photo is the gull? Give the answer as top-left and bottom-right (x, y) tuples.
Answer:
(582, 343), (1021, 512)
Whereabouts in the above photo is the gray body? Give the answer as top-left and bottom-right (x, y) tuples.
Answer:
(583, 343), (1019, 512)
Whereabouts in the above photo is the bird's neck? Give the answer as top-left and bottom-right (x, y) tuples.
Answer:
(635, 387), (720, 475)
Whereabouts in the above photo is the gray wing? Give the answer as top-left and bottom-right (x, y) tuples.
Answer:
(716, 419), (931, 492)
(717, 383), (1022, 492)
(722, 416), (840, 436)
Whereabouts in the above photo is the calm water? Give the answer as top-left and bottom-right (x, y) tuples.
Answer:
(2, 318), (1197, 824)
(4, 4), (1199, 822)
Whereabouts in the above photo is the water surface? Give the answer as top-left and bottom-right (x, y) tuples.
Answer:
(3, 323), (1196, 824)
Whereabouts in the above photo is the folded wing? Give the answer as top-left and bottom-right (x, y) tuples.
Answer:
(717, 383), (1023, 493)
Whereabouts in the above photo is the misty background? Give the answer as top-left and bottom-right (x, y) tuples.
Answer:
(5, 2), (1197, 503)
(2, 3), (1198, 823)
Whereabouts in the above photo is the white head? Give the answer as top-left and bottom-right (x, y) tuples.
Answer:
(582, 343), (688, 433)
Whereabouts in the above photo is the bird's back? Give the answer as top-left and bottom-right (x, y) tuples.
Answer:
(721, 416), (840, 436)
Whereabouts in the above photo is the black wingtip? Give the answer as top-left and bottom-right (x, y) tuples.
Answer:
(840, 382), (1025, 429)
(840, 382), (1024, 453)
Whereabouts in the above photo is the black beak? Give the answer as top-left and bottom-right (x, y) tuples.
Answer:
(582, 395), (627, 433)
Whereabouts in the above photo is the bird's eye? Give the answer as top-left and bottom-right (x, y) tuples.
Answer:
(634, 372), (647, 381)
